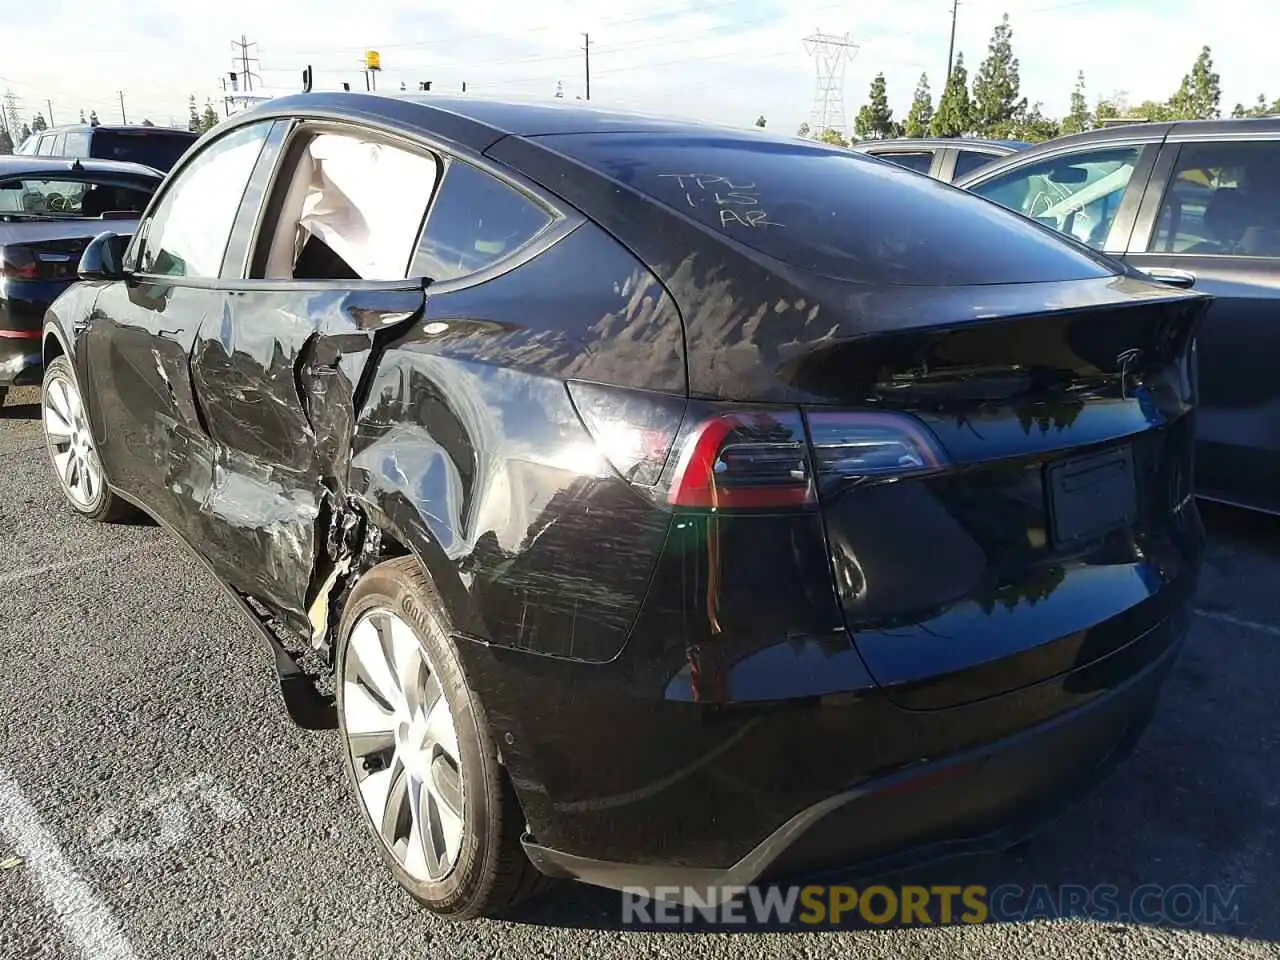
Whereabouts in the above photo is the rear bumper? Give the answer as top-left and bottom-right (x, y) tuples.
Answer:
(0, 285), (62, 387)
(519, 609), (1184, 892)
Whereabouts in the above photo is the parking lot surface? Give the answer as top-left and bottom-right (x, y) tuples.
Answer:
(1, 384), (1278, 959)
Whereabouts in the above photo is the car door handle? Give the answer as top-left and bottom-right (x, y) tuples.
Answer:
(1143, 268), (1197, 289)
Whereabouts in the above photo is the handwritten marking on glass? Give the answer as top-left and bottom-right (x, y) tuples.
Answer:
(657, 174), (784, 229)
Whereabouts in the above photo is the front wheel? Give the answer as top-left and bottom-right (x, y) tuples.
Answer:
(336, 557), (548, 918)
(41, 356), (131, 522)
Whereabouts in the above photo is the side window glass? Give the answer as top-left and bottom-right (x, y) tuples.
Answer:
(969, 145), (1143, 249)
(1149, 140), (1280, 257)
(137, 123), (269, 278)
(410, 160), (554, 282)
(259, 131), (438, 281)
(875, 151), (933, 175)
(64, 131), (91, 157)
(953, 149), (997, 180)
(36, 136), (56, 156)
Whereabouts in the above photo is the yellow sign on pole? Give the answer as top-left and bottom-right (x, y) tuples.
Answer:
(366, 50), (381, 71)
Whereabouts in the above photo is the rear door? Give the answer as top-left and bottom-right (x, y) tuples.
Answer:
(184, 122), (443, 632)
(1122, 134), (1280, 510)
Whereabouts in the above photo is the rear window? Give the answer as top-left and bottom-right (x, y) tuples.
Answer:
(89, 131), (196, 171)
(538, 134), (1114, 285)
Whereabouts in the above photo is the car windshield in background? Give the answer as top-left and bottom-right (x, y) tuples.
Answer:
(90, 131), (195, 171)
(0, 178), (154, 217)
(538, 134), (1114, 286)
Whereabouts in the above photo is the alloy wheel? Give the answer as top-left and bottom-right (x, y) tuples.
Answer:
(342, 608), (466, 883)
(42, 370), (104, 510)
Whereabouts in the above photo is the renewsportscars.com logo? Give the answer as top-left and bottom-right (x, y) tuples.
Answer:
(621, 883), (1246, 928)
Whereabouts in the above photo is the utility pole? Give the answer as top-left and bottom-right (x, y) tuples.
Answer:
(118, 91), (127, 124)
(582, 33), (591, 100)
(945, 0), (960, 85)
(46, 100), (55, 125)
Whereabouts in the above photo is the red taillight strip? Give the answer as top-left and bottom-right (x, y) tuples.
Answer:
(0, 330), (42, 339)
(667, 413), (814, 509)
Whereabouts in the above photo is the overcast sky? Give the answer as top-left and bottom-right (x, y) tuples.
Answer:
(1, 0), (1275, 133)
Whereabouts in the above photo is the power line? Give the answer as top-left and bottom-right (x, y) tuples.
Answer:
(804, 31), (858, 137)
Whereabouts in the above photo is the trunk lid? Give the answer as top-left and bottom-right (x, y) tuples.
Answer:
(802, 283), (1208, 709)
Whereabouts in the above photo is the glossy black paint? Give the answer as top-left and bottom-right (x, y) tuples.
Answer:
(958, 118), (1280, 513)
(43, 93), (1212, 888)
(77, 232), (128, 281)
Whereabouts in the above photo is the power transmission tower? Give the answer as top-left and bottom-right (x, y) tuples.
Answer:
(231, 34), (262, 93)
(2, 90), (22, 139)
(803, 31), (858, 138)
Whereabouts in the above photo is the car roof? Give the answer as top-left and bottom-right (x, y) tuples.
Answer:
(856, 137), (1028, 152)
(40, 124), (197, 137)
(240, 91), (796, 143)
(0, 155), (164, 178)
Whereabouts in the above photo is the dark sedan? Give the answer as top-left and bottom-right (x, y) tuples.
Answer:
(1, 156), (160, 406)
(43, 93), (1206, 918)
(957, 118), (1280, 514)
(853, 137), (1029, 181)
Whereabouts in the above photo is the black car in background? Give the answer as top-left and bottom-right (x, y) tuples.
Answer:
(25, 124), (198, 172)
(854, 137), (1029, 181)
(43, 93), (1207, 918)
(0, 156), (159, 406)
(958, 118), (1280, 514)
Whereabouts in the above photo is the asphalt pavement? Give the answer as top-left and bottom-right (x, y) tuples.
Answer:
(1, 383), (1278, 959)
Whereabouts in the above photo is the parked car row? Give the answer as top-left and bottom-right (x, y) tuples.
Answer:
(16, 124), (198, 172)
(0, 156), (162, 406)
(956, 118), (1280, 515)
(38, 92), (1206, 919)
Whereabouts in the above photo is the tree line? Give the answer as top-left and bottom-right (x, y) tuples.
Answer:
(792, 13), (1280, 147)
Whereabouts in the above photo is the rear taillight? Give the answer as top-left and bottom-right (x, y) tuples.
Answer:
(805, 410), (947, 481)
(569, 381), (949, 511)
(0, 246), (38, 280)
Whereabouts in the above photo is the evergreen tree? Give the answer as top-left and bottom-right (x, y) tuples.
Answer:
(78, 109), (86, 124)
(1231, 94), (1274, 118)
(1010, 102), (1060, 142)
(142, 118), (155, 126)
(19, 123), (31, 141)
(31, 112), (47, 133)
(187, 95), (200, 133)
(754, 115), (767, 128)
(1061, 71), (1091, 134)
(855, 73), (896, 140)
(972, 14), (1026, 136)
(903, 73), (933, 138)
(0, 129), (12, 155)
(88, 110), (99, 127)
(796, 121), (811, 138)
(931, 53), (972, 137)
(201, 101), (219, 132)
(1169, 46), (1220, 119)
(818, 128), (849, 148)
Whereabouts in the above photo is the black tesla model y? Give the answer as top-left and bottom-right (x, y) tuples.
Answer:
(41, 93), (1208, 918)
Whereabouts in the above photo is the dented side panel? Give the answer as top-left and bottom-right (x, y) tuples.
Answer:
(180, 285), (422, 631)
(349, 222), (684, 662)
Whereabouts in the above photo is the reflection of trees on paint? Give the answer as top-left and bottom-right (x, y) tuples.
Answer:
(1014, 398), (1085, 435)
(976, 563), (1067, 615)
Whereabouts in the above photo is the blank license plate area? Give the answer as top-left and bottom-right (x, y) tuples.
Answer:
(1046, 445), (1137, 544)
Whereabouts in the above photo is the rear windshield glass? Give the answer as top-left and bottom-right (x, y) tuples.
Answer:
(89, 131), (196, 171)
(537, 134), (1115, 286)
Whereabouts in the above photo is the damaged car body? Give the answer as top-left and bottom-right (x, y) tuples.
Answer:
(43, 93), (1209, 919)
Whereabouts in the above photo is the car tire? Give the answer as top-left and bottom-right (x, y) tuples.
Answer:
(336, 556), (550, 919)
(41, 356), (132, 523)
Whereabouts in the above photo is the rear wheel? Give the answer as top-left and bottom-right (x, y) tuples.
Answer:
(336, 557), (548, 918)
(41, 356), (130, 522)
